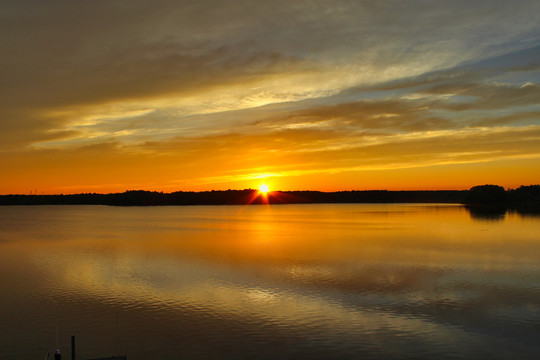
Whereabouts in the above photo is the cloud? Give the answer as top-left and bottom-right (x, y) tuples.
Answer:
(422, 82), (540, 111)
(475, 111), (540, 126)
(256, 99), (455, 133)
(1, 1), (540, 192)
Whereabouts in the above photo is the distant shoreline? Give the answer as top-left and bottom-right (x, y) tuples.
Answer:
(0, 189), (466, 206)
(0, 185), (538, 208)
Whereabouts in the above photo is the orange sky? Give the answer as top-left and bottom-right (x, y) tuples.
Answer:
(1, 1), (539, 194)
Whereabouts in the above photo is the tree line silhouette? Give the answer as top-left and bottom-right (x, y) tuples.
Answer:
(1, 185), (538, 209)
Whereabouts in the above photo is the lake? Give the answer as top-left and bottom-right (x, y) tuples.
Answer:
(1, 204), (539, 359)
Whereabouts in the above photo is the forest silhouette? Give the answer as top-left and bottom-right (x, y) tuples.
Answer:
(1, 185), (538, 212)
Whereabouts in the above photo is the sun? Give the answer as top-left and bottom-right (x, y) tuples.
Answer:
(259, 184), (270, 194)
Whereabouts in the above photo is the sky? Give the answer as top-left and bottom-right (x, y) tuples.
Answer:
(1, 0), (540, 194)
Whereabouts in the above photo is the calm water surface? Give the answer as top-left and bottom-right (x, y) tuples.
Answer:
(0, 204), (539, 359)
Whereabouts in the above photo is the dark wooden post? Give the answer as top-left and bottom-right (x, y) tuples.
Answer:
(71, 335), (75, 360)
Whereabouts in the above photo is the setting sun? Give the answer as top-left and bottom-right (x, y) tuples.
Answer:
(259, 184), (270, 194)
